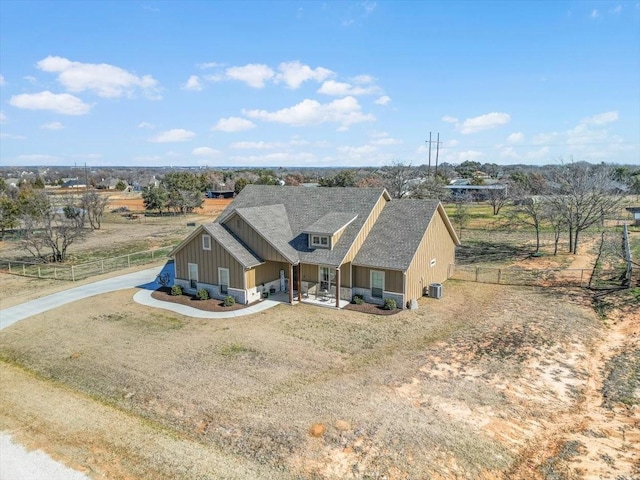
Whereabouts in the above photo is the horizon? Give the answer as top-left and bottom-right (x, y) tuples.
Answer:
(1, 1), (639, 168)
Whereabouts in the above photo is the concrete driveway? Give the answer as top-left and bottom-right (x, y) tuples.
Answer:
(0, 264), (166, 330)
(0, 261), (284, 330)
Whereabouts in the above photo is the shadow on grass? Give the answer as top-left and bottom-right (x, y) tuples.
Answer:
(456, 241), (533, 265)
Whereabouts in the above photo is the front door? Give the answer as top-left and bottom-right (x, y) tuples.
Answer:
(319, 266), (335, 295)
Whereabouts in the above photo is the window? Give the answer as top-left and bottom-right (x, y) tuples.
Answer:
(430, 258), (437, 267)
(319, 266), (335, 293)
(202, 234), (211, 251)
(188, 263), (199, 289)
(310, 235), (330, 248)
(218, 267), (229, 295)
(370, 270), (384, 298)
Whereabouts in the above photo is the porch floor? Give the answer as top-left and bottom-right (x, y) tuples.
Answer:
(267, 290), (349, 309)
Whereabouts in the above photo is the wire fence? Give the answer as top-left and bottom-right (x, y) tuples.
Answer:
(0, 246), (173, 282)
(449, 264), (592, 288)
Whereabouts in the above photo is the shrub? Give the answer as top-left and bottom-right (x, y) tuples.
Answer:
(352, 294), (364, 305)
(383, 297), (397, 310)
(170, 285), (182, 296)
(196, 288), (210, 300)
(223, 295), (235, 307)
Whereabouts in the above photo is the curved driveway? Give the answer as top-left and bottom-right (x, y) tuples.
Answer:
(0, 262), (281, 330)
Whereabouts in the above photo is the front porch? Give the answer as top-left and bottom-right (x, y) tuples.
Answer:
(266, 290), (350, 309)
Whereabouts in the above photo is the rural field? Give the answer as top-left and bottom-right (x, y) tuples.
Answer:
(0, 196), (638, 479)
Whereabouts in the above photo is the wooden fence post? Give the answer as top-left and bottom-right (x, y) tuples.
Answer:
(497, 269), (501, 284)
(475, 267), (479, 282)
(101, 260), (104, 273)
(71, 265), (75, 282)
(23, 264), (26, 275)
(127, 255), (131, 267)
(8, 262), (11, 273)
(38, 266), (41, 278)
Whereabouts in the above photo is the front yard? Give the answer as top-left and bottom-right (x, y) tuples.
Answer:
(2, 279), (635, 479)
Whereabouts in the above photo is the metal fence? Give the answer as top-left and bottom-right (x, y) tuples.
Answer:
(622, 223), (633, 287)
(0, 246), (173, 282)
(449, 264), (592, 288)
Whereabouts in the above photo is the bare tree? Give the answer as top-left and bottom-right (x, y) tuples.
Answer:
(550, 163), (624, 254)
(21, 202), (86, 262)
(408, 178), (450, 201)
(486, 187), (508, 215)
(506, 196), (546, 253)
(451, 194), (472, 240)
(81, 191), (109, 229)
(383, 162), (416, 198)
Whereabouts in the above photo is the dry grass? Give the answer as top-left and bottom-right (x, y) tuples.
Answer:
(0, 280), (604, 479)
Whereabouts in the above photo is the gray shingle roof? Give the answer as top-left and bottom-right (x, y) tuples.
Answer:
(353, 199), (440, 271)
(217, 185), (388, 266)
(235, 205), (299, 264)
(304, 212), (358, 235)
(203, 223), (264, 268)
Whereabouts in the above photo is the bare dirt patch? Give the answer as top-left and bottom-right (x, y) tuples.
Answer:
(1, 281), (619, 479)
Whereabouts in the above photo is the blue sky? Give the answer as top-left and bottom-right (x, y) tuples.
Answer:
(1, 0), (639, 168)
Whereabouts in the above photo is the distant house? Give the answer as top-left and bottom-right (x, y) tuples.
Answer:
(626, 207), (640, 226)
(170, 186), (460, 309)
(61, 178), (87, 189)
(97, 178), (128, 190)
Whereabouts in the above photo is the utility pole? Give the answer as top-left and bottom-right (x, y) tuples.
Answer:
(426, 132), (432, 177)
(434, 133), (441, 179)
(426, 132), (442, 178)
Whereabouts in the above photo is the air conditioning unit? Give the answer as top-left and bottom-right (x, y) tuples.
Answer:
(428, 283), (443, 299)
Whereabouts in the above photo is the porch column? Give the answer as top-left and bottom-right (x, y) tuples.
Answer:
(335, 265), (341, 308)
(289, 263), (294, 304)
(297, 265), (302, 301)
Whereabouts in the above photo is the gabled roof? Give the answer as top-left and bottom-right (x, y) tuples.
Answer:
(204, 223), (264, 268)
(304, 212), (358, 235)
(169, 223), (263, 269)
(217, 185), (390, 266)
(353, 200), (459, 271)
(234, 205), (299, 264)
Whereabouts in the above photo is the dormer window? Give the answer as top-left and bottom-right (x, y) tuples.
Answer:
(311, 235), (329, 248)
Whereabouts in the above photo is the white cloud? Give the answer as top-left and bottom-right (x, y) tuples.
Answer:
(192, 147), (221, 157)
(374, 95), (391, 106)
(211, 117), (256, 132)
(183, 75), (202, 91)
(507, 132), (524, 144)
(590, 9), (599, 18)
(229, 151), (317, 166)
(581, 111), (618, 125)
(441, 115), (458, 123)
(458, 112), (511, 134)
(276, 61), (334, 89)
(18, 154), (59, 162)
(36, 55), (160, 99)
(10, 91), (92, 115)
(230, 141), (283, 150)
(338, 145), (377, 155)
(149, 129), (195, 143)
(198, 62), (222, 69)
(533, 132), (559, 145)
(225, 64), (274, 88)
(243, 96), (375, 130)
(0, 133), (27, 140)
(0, 75), (5, 86)
(369, 131), (402, 146)
(0, 111), (6, 123)
(137, 121), (155, 129)
(611, 5), (622, 14)
(40, 121), (64, 130)
(317, 80), (380, 96)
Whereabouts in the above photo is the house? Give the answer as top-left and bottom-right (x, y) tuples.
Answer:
(626, 207), (640, 226)
(170, 186), (460, 309)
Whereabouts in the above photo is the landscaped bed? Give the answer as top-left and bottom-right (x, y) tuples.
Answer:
(150, 287), (251, 312)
